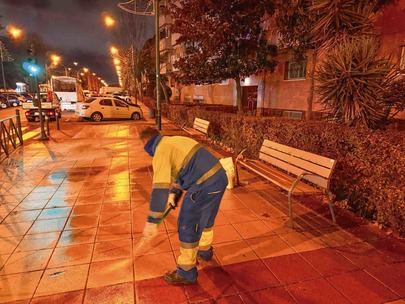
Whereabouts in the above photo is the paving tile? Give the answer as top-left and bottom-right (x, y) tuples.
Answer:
(366, 262), (405, 297)
(287, 277), (350, 304)
(57, 227), (96, 247)
(134, 252), (176, 281)
(93, 239), (132, 262)
(35, 264), (89, 297)
(335, 241), (395, 269)
(223, 259), (279, 292)
(246, 234), (295, 258)
(71, 204), (102, 216)
(221, 209), (258, 224)
(211, 224), (242, 244)
(219, 198), (245, 211)
(99, 211), (131, 226)
(212, 211), (229, 226)
(38, 207), (72, 220)
(0, 270), (43, 303)
(0, 222), (32, 237)
(135, 277), (188, 304)
(214, 240), (258, 265)
(84, 282), (134, 304)
(371, 237), (405, 262)
(263, 253), (321, 284)
(262, 217), (293, 235)
(214, 294), (244, 303)
(102, 201), (131, 212)
(2, 210), (41, 224)
(240, 286), (296, 304)
(184, 267), (239, 302)
(1, 249), (53, 275)
(30, 290), (84, 304)
(280, 231), (325, 253)
(16, 232), (60, 252)
(0, 237), (22, 255)
(48, 243), (93, 268)
(300, 247), (359, 277)
(133, 234), (171, 256)
(233, 220), (274, 239)
(96, 224), (132, 242)
(66, 215), (99, 229)
(327, 270), (398, 304)
(28, 218), (67, 234)
(87, 258), (133, 288)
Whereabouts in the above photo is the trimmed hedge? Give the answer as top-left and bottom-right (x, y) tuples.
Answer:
(165, 105), (405, 236)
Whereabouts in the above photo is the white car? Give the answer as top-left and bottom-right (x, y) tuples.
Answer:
(76, 97), (143, 122)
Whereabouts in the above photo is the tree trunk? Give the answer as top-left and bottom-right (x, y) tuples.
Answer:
(235, 77), (242, 113)
(306, 50), (318, 120)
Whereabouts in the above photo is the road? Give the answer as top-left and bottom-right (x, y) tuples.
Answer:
(0, 106), (27, 122)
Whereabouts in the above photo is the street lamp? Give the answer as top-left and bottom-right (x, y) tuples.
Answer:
(83, 67), (89, 73)
(110, 46), (119, 55)
(6, 25), (23, 40)
(103, 15), (116, 28)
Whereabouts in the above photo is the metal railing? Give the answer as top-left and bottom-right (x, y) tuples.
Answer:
(0, 110), (23, 158)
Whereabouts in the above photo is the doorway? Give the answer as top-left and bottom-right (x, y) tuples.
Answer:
(242, 86), (258, 114)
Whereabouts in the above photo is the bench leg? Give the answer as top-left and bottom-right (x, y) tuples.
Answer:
(326, 191), (336, 223)
(288, 190), (294, 228)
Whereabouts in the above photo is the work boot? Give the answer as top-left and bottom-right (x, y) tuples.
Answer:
(197, 247), (213, 262)
(164, 270), (196, 285)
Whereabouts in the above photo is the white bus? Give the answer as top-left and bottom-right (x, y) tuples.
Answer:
(51, 76), (84, 111)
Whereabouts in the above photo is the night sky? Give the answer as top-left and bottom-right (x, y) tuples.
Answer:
(0, 0), (154, 83)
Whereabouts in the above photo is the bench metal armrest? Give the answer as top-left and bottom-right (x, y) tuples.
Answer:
(288, 172), (317, 195)
(235, 148), (247, 164)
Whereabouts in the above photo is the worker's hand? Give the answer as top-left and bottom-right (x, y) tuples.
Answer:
(143, 222), (159, 240)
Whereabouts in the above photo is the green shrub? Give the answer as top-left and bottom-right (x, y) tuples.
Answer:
(166, 105), (405, 236)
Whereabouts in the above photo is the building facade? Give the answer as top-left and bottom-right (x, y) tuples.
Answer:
(160, 1), (405, 117)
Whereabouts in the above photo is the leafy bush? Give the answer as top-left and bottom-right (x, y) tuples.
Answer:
(165, 105), (405, 236)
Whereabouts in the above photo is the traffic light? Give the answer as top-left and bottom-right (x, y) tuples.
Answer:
(22, 59), (42, 77)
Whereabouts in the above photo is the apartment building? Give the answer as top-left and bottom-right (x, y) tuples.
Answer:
(159, 1), (405, 117)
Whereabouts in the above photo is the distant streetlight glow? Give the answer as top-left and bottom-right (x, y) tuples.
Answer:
(103, 15), (116, 28)
(113, 58), (121, 65)
(73, 62), (78, 66)
(83, 67), (89, 73)
(110, 46), (119, 55)
(92, 72), (96, 76)
(50, 54), (61, 66)
(7, 25), (23, 39)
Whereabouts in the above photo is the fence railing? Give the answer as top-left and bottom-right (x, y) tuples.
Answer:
(0, 110), (23, 158)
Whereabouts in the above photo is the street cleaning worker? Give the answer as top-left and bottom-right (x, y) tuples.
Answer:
(140, 127), (228, 285)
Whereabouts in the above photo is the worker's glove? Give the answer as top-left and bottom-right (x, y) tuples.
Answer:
(143, 222), (159, 240)
(168, 188), (183, 209)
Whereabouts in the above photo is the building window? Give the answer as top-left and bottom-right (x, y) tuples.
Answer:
(285, 61), (306, 80)
(400, 46), (405, 72)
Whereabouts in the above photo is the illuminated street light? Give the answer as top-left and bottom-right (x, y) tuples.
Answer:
(110, 46), (119, 55)
(6, 25), (23, 39)
(103, 15), (116, 28)
(73, 62), (78, 66)
(92, 72), (96, 76)
(80, 72), (85, 76)
(50, 54), (62, 66)
(113, 58), (121, 65)
(83, 67), (89, 73)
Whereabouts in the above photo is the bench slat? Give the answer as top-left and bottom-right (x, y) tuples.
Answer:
(240, 160), (321, 195)
(249, 160), (321, 193)
(260, 146), (332, 179)
(259, 152), (329, 189)
(264, 140), (335, 169)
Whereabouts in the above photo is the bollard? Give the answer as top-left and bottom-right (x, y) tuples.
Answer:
(56, 112), (60, 130)
(15, 109), (23, 145)
(45, 115), (50, 137)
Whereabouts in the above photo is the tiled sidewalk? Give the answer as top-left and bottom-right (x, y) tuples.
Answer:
(0, 118), (404, 304)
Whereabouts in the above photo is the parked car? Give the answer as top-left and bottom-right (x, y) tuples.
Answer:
(24, 92), (61, 122)
(0, 96), (7, 109)
(76, 97), (143, 122)
(0, 94), (20, 107)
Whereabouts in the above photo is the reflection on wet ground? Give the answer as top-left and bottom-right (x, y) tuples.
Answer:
(0, 117), (404, 303)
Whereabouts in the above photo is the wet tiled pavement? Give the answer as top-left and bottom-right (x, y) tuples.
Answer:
(0, 113), (404, 303)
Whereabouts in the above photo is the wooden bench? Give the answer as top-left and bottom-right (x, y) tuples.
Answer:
(235, 140), (337, 226)
(182, 117), (210, 138)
